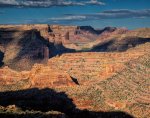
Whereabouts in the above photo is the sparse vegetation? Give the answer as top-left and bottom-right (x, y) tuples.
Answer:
(0, 25), (149, 118)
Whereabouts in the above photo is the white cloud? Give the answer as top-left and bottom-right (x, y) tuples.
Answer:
(49, 15), (87, 21)
(95, 9), (150, 18)
(86, 0), (105, 5)
(0, 0), (18, 5)
(0, 0), (105, 7)
(48, 9), (150, 22)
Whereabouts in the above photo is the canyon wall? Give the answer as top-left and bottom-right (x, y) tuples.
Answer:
(0, 24), (150, 71)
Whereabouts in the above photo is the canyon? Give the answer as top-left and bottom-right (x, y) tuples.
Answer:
(0, 24), (150, 118)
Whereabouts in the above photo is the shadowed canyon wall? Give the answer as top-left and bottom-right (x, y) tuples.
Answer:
(0, 25), (150, 71)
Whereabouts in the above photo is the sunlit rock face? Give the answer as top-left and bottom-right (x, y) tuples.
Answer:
(0, 25), (150, 71)
(0, 24), (150, 118)
(0, 25), (105, 70)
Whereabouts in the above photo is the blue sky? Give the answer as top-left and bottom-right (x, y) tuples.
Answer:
(0, 0), (150, 29)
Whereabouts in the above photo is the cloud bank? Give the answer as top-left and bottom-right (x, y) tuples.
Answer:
(0, 0), (105, 7)
(24, 9), (150, 25)
(99, 9), (150, 18)
(51, 9), (150, 22)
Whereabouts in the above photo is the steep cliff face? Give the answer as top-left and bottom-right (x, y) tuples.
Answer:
(81, 28), (150, 51)
(0, 25), (150, 118)
(0, 40), (149, 118)
(0, 24), (100, 70)
(0, 28), (50, 71)
(0, 25), (76, 71)
(0, 25), (150, 71)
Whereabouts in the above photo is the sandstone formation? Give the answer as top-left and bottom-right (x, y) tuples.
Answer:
(0, 25), (150, 118)
(0, 25), (150, 71)
(0, 64), (76, 91)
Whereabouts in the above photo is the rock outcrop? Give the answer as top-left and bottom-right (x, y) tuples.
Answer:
(0, 63), (77, 91)
(0, 24), (150, 118)
(1, 25), (150, 71)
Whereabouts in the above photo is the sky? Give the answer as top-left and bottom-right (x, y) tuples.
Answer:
(0, 0), (150, 29)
